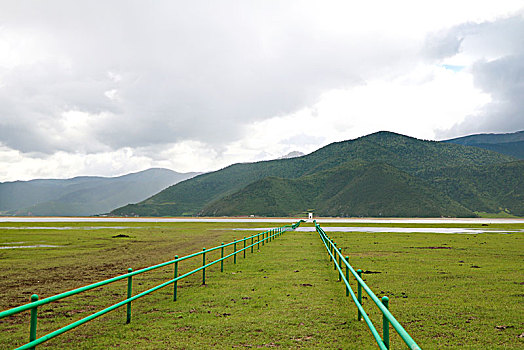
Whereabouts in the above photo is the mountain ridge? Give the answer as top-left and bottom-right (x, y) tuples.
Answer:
(0, 168), (200, 216)
(443, 130), (524, 145)
(443, 130), (524, 159)
(112, 131), (519, 217)
(201, 162), (475, 217)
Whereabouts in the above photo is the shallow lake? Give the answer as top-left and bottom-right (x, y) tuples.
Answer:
(234, 227), (524, 234)
(0, 244), (61, 249)
(0, 217), (523, 224)
(0, 226), (141, 230)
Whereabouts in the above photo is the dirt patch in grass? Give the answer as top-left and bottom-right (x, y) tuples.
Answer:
(410, 246), (452, 249)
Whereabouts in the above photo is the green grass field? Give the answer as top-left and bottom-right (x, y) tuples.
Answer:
(0, 220), (523, 349)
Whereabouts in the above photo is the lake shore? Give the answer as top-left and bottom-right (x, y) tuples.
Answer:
(1, 216), (524, 224)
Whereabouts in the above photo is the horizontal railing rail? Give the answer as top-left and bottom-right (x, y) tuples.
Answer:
(315, 221), (421, 350)
(1, 220), (305, 350)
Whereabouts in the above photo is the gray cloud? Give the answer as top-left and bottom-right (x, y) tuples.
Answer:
(2, 1), (522, 166)
(433, 14), (524, 137)
(423, 31), (464, 60)
(2, 1), (416, 155)
(425, 14), (524, 61)
(461, 54), (524, 132)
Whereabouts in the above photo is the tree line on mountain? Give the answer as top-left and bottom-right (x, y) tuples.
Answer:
(111, 131), (523, 218)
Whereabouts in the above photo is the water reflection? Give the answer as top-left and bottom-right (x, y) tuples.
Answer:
(0, 245), (61, 249)
(234, 227), (523, 234)
(0, 217), (523, 224)
(0, 226), (141, 230)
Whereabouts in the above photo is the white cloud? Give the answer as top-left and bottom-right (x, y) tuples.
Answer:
(104, 89), (119, 101)
(231, 63), (490, 159)
(0, 145), (157, 182)
(0, 1), (522, 181)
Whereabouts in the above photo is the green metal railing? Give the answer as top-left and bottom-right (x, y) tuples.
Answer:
(315, 221), (420, 350)
(0, 221), (304, 349)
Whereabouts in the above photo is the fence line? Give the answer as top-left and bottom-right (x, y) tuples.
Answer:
(1, 219), (422, 350)
(314, 221), (421, 350)
(0, 220), (305, 350)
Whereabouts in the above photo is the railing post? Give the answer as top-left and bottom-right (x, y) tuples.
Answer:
(251, 236), (254, 253)
(338, 254), (342, 281)
(262, 232), (265, 246)
(345, 256), (350, 297)
(258, 234), (260, 249)
(382, 296), (390, 349)
(202, 248), (206, 285)
(357, 269), (363, 321)
(174, 256), (178, 301)
(126, 268), (132, 324)
(29, 294), (38, 350)
(234, 240), (237, 264)
(220, 243), (224, 272)
(243, 237), (246, 258)
(333, 243), (337, 270)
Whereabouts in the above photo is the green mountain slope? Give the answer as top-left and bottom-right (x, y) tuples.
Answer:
(0, 168), (200, 216)
(444, 131), (524, 159)
(444, 130), (524, 145)
(112, 132), (517, 217)
(201, 163), (474, 217)
(419, 160), (524, 216)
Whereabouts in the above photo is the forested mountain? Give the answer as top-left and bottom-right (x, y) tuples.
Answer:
(0, 168), (200, 216)
(201, 162), (474, 217)
(444, 130), (524, 159)
(112, 132), (522, 217)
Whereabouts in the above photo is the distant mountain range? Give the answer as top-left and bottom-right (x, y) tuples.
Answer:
(278, 151), (305, 159)
(111, 131), (523, 218)
(0, 168), (200, 216)
(444, 130), (524, 159)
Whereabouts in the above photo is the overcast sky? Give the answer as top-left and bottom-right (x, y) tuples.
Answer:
(1, 0), (523, 181)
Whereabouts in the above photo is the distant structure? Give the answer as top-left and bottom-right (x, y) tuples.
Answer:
(305, 209), (315, 220)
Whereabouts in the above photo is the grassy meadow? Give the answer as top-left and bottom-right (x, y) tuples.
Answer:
(0, 220), (522, 349)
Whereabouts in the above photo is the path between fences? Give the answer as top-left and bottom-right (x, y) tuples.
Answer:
(108, 227), (368, 349)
